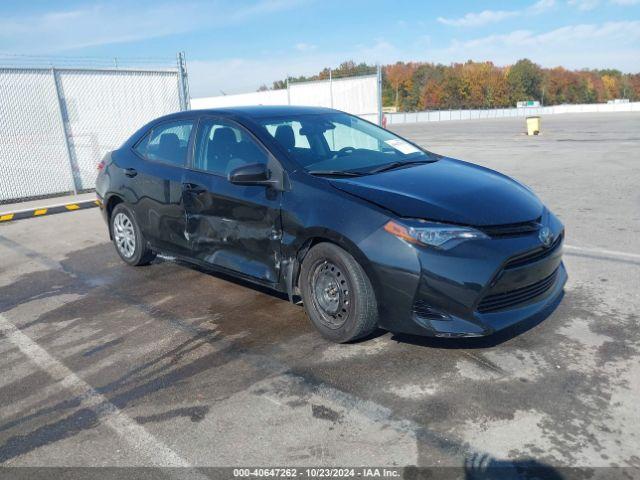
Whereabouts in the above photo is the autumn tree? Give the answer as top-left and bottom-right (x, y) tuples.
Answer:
(264, 58), (638, 108)
(420, 80), (445, 109)
(602, 74), (620, 100)
(385, 62), (414, 109)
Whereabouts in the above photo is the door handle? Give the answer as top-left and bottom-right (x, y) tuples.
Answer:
(183, 182), (206, 194)
(124, 168), (137, 178)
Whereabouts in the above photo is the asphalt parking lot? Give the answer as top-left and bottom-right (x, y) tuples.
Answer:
(1, 113), (639, 473)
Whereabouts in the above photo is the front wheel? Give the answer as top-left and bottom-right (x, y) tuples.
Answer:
(110, 203), (156, 266)
(300, 243), (378, 343)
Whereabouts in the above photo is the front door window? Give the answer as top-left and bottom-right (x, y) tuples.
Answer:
(193, 118), (268, 177)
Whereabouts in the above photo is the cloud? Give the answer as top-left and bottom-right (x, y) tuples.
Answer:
(294, 43), (316, 52)
(189, 56), (332, 97)
(189, 39), (398, 97)
(568, 0), (600, 10)
(0, 0), (308, 53)
(437, 0), (555, 27)
(188, 18), (640, 97)
(529, 0), (557, 13)
(568, 0), (640, 8)
(431, 21), (640, 72)
(437, 10), (518, 27)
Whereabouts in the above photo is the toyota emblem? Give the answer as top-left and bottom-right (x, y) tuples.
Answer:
(539, 227), (553, 248)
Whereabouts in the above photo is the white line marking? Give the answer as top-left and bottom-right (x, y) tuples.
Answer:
(0, 312), (192, 467)
(564, 244), (640, 261)
(263, 395), (284, 407)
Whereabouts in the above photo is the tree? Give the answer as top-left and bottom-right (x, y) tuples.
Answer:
(265, 58), (638, 109)
(602, 74), (620, 100)
(420, 79), (445, 109)
(385, 62), (414, 109)
(507, 59), (543, 105)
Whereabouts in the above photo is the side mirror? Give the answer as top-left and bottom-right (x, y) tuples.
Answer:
(228, 163), (277, 187)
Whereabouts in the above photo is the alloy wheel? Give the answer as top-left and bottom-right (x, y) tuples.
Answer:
(113, 212), (136, 258)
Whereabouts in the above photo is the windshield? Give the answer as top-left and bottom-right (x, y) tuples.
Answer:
(259, 112), (436, 174)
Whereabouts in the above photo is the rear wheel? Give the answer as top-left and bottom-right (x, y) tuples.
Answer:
(110, 203), (156, 266)
(300, 243), (378, 343)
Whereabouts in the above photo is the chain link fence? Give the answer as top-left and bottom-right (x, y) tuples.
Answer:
(0, 69), (75, 201)
(0, 61), (188, 204)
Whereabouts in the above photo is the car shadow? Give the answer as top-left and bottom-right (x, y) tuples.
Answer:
(162, 257), (564, 350)
(167, 257), (290, 301)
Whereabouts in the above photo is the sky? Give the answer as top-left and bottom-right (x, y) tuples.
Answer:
(1, 0), (639, 97)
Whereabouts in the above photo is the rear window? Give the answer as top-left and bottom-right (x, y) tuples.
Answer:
(135, 120), (193, 166)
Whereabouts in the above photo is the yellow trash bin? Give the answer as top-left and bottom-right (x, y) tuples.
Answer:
(526, 116), (541, 136)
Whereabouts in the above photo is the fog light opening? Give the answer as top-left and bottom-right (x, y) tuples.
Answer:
(412, 300), (451, 326)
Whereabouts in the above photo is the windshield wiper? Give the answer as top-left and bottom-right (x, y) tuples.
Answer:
(367, 160), (432, 174)
(307, 170), (364, 177)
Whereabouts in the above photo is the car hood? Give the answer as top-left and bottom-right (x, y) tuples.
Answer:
(329, 158), (544, 226)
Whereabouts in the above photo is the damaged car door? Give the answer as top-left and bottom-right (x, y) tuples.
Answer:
(182, 116), (283, 284)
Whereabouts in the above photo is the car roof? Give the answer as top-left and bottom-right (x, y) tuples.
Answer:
(158, 105), (339, 122)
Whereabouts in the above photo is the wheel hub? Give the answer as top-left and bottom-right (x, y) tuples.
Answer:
(312, 261), (349, 327)
(113, 212), (136, 258)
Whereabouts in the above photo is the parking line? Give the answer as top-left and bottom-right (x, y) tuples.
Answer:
(564, 244), (640, 261)
(0, 312), (193, 468)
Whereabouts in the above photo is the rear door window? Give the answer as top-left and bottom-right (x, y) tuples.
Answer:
(135, 120), (193, 166)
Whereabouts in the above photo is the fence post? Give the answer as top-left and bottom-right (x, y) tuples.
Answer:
(376, 64), (383, 126)
(329, 68), (334, 108)
(286, 77), (291, 105)
(177, 52), (190, 111)
(51, 68), (78, 195)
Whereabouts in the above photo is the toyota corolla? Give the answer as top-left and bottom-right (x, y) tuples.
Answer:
(96, 106), (566, 343)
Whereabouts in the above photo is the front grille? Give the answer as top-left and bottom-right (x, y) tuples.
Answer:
(479, 217), (542, 238)
(504, 232), (563, 269)
(477, 268), (559, 313)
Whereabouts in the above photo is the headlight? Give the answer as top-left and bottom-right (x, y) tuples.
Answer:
(384, 220), (489, 249)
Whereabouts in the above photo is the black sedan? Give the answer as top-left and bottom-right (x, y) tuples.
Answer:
(96, 106), (566, 343)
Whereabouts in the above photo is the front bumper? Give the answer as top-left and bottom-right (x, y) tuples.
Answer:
(362, 212), (567, 338)
(410, 263), (567, 337)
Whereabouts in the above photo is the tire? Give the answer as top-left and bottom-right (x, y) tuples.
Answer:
(110, 203), (156, 266)
(300, 242), (378, 343)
